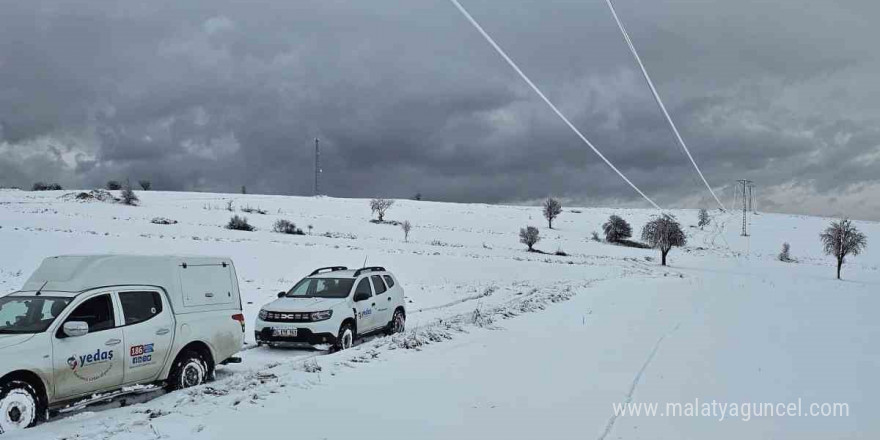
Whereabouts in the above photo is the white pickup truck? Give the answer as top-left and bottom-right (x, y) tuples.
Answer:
(0, 255), (246, 434)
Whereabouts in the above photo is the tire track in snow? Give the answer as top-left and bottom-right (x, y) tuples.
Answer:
(597, 322), (681, 440)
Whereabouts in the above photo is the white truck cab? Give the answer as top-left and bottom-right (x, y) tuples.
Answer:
(255, 266), (406, 350)
(0, 255), (245, 434)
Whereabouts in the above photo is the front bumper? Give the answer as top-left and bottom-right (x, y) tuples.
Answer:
(254, 317), (340, 345)
(255, 327), (337, 345)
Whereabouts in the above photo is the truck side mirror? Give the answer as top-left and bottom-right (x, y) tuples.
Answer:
(277, 291), (286, 298)
(353, 292), (370, 302)
(63, 321), (89, 338)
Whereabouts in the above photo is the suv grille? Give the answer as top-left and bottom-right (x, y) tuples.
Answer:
(264, 311), (311, 323)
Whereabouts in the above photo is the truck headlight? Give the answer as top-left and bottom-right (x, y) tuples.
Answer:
(310, 310), (333, 321)
(259, 309), (268, 320)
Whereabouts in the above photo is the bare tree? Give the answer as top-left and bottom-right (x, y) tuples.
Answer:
(370, 198), (395, 222)
(820, 218), (867, 279)
(106, 180), (122, 190)
(698, 209), (710, 229)
(138, 180), (151, 190)
(519, 226), (541, 251)
(641, 214), (686, 266)
(542, 197), (563, 229)
(120, 180), (139, 206)
(602, 215), (632, 243)
(401, 220), (412, 242)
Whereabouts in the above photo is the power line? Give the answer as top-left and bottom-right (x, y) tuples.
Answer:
(604, 0), (726, 211)
(447, 0), (661, 211)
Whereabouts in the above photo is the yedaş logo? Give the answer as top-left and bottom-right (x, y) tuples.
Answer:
(73, 349), (114, 370)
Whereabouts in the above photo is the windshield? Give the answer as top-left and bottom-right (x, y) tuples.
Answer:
(284, 278), (355, 299)
(0, 296), (72, 334)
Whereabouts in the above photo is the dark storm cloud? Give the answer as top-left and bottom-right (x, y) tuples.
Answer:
(2, 0), (880, 219)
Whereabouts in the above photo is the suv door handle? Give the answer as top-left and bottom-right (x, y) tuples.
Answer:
(105, 339), (122, 346)
(156, 328), (171, 336)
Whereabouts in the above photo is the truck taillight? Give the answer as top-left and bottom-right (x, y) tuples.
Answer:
(232, 314), (245, 332)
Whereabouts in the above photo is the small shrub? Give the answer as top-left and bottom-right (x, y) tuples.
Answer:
(307, 225), (314, 235)
(226, 200), (234, 212)
(273, 219), (304, 235)
(590, 231), (601, 242)
(401, 220), (412, 242)
(120, 182), (139, 206)
(138, 180), (152, 191)
(554, 247), (569, 257)
(226, 215), (255, 231)
(151, 217), (178, 225)
(106, 180), (122, 190)
(519, 226), (541, 251)
(241, 206), (268, 215)
(778, 242), (793, 262)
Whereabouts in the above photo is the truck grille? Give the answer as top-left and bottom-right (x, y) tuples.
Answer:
(263, 311), (311, 323)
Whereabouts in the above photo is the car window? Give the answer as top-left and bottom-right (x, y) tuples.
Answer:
(285, 278), (355, 299)
(0, 297), (71, 334)
(64, 294), (115, 333)
(382, 275), (395, 288)
(355, 278), (372, 298)
(371, 275), (387, 294)
(119, 291), (163, 326)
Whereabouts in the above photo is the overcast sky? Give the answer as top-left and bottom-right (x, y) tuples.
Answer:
(2, 0), (879, 219)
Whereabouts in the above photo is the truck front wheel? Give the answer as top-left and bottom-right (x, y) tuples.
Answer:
(0, 380), (43, 434)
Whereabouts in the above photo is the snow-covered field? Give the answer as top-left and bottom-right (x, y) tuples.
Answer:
(1, 189), (878, 439)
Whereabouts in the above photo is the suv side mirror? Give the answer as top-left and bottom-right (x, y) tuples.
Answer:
(63, 321), (89, 338)
(353, 292), (370, 302)
(277, 291), (286, 298)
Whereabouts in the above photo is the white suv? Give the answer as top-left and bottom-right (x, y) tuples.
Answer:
(254, 267), (406, 350)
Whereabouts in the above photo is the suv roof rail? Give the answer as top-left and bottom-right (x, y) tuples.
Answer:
(353, 266), (386, 277)
(309, 266), (349, 276)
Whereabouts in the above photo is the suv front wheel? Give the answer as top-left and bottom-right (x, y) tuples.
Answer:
(336, 322), (354, 351)
(0, 380), (44, 434)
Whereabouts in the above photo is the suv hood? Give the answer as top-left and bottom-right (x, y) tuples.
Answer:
(0, 333), (36, 350)
(267, 297), (345, 313)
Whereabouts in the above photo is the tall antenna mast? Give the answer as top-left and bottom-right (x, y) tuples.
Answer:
(737, 179), (752, 236)
(314, 138), (320, 196)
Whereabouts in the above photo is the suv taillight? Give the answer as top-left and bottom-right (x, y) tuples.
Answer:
(232, 313), (245, 332)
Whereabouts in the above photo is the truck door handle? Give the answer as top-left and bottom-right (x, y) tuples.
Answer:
(105, 339), (122, 346)
(156, 328), (171, 336)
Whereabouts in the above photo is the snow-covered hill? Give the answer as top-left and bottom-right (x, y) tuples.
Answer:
(1, 189), (877, 439)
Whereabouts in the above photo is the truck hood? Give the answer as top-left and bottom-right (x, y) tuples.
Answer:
(0, 333), (37, 350)
(266, 297), (345, 313)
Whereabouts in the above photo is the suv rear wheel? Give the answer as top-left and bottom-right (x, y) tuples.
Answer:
(387, 309), (405, 335)
(0, 380), (43, 433)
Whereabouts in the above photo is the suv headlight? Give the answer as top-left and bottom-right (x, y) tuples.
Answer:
(310, 310), (333, 321)
(259, 309), (268, 320)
